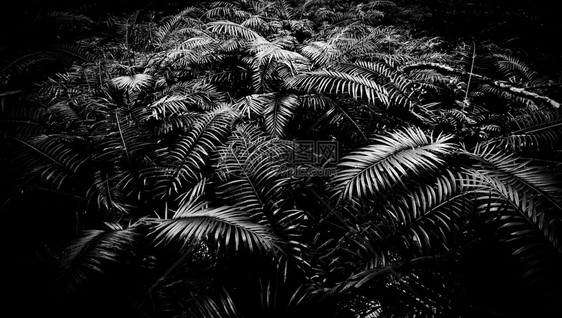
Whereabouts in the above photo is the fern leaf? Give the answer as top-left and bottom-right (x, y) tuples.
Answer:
(111, 74), (154, 92)
(206, 20), (263, 41)
(151, 202), (279, 253)
(56, 228), (140, 293)
(331, 127), (456, 201)
(263, 93), (300, 138)
(285, 70), (391, 108)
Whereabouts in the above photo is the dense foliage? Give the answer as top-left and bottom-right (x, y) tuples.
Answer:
(2, 1), (561, 317)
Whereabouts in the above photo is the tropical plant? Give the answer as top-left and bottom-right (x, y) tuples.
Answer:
(1, 1), (561, 317)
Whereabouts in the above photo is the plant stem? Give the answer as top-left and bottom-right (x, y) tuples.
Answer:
(464, 41), (476, 101)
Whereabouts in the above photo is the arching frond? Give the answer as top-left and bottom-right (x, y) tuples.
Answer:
(1, 47), (93, 85)
(333, 61), (415, 109)
(205, 6), (252, 22)
(467, 143), (562, 211)
(43, 11), (93, 26)
(249, 38), (310, 67)
(331, 127), (456, 201)
(263, 93), (300, 138)
(0, 105), (52, 138)
(214, 124), (291, 214)
(14, 134), (90, 190)
(384, 170), (468, 254)
(56, 227), (141, 293)
(466, 173), (562, 287)
(300, 41), (342, 67)
(298, 93), (336, 112)
(148, 82), (226, 121)
(206, 20), (263, 41)
(284, 70), (391, 108)
(145, 109), (234, 199)
(494, 54), (538, 82)
(214, 124), (308, 263)
(176, 36), (220, 50)
(491, 109), (562, 152)
(242, 15), (271, 32)
(151, 202), (279, 253)
(232, 93), (272, 118)
(154, 7), (203, 46)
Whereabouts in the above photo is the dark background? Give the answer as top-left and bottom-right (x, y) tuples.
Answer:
(2, 0), (560, 75)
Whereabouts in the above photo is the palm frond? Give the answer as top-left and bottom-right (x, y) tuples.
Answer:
(214, 124), (309, 264)
(467, 143), (562, 211)
(145, 108), (234, 199)
(331, 127), (456, 201)
(56, 227), (141, 293)
(206, 20), (263, 41)
(494, 54), (538, 82)
(1, 47), (93, 85)
(285, 70), (391, 108)
(232, 93), (272, 118)
(151, 201), (279, 253)
(263, 93), (300, 138)
(300, 41), (342, 67)
(250, 38), (310, 68)
(205, 6), (252, 22)
(466, 173), (562, 287)
(298, 93), (336, 112)
(384, 170), (468, 254)
(242, 15), (271, 32)
(154, 7), (203, 46)
(111, 73), (154, 92)
(491, 109), (562, 152)
(214, 124), (290, 215)
(43, 11), (93, 26)
(14, 134), (90, 190)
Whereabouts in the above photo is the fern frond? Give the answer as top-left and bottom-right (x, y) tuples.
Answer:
(44, 11), (93, 26)
(467, 143), (562, 211)
(284, 70), (391, 108)
(384, 170), (468, 254)
(331, 127), (456, 201)
(242, 15), (271, 32)
(111, 74), (154, 92)
(466, 173), (562, 286)
(146, 109), (234, 198)
(298, 93), (336, 112)
(1, 48), (93, 85)
(300, 41), (342, 67)
(151, 202), (279, 253)
(232, 93), (272, 118)
(214, 124), (291, 213)
(177, 36), (220, 50)
(56, 227), (140, 293)
(492, 109), (562, 152)
(206, 20), (263, 41)
(154, 7), (203, 46)
(263, 93), (300, 138)
(494, 54), (538, 82)
(205, 6), (252, 22)
(0, 105), (52, 138)
(14, 134), (90, 190)
(86, 169), (138, 215)
(250, 38), (309, 67)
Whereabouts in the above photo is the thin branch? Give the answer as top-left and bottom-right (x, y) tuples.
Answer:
(464, 42), (476, 101)
(402, 62), (561, 108)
